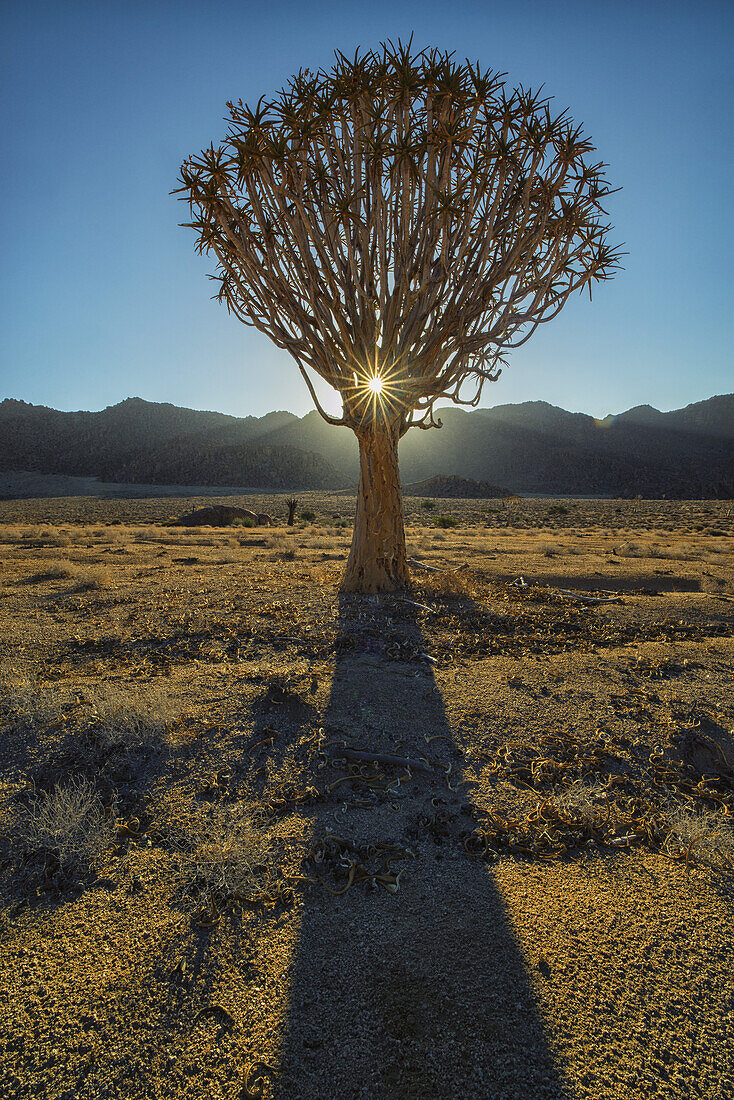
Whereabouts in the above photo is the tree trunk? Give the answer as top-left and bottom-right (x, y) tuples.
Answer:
(342, 423), (409, 593)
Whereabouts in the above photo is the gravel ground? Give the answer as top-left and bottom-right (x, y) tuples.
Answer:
(0, 503), (732, 1099)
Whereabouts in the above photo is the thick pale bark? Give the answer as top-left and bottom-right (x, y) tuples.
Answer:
(342, 424), (409, 593)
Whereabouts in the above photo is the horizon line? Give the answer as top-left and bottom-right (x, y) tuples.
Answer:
(1, 391), (731, 422)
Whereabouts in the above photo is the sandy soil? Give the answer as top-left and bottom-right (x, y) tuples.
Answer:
(0, 498), (732, 1099)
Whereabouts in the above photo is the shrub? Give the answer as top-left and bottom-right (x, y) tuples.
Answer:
(71, 567), (111, 592)
(300, 510), (316, 522)
(546, 504), (569, 517)
(231, 516), (255, 528)
(35, 561), (77, 580)
(14, 776), (114, 879)
(421, 499), (436, 511)
(434, 515), (459, 528)
(31, 561), (110, 590)
(1, 676), (61, 730)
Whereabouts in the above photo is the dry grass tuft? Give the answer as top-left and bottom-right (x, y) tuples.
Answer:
(172, 802), (273, 912)
(613, 541), (650, 558)
(32, 561), (77, 580)
(554, 781), (609, 816)
(306, 537), (342, 551)
(88, 685), (176, 754)
(666, 808), (734, 867)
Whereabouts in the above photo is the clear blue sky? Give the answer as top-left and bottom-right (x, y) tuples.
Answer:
(1, 0), (732, 419)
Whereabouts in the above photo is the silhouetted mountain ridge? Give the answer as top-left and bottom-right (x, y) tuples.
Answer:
(0, 398), (341, 489)
(0, 394), (731, 496)
(253, 395), (733, 496)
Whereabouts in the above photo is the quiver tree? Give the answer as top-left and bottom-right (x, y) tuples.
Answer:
(177, 41), (621, 592)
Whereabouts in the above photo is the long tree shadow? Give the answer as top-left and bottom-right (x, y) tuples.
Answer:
(270, 593), (574, 1100)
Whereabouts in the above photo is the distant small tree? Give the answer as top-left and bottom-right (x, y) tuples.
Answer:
(177, 41), (621, 592)
(286, 497), (299, 525)
(502, 494), (521, 524)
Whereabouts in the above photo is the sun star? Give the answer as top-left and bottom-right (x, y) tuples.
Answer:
(368, 375), (384, 396)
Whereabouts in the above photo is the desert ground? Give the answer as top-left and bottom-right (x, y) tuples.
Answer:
(0, 493), (733, 1100)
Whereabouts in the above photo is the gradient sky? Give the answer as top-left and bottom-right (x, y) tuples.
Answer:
(1, 0), (732, 420)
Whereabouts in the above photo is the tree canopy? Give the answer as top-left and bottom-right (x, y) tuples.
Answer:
(178, 41), (621, 436)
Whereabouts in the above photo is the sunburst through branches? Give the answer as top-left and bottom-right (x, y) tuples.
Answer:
(346, 359), (406, 428)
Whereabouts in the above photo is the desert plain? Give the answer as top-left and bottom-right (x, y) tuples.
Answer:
(0, 492), (733, 1100)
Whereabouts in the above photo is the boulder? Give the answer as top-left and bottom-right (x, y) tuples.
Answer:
(176, 505), (259, 527)
(256, 513), (273, 526)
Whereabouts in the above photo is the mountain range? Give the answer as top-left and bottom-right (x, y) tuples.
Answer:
(0, 393), (732, 497)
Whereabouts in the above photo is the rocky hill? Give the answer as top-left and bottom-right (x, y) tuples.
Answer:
(404, 475), (511, 498)
(0, 394), (731, 497)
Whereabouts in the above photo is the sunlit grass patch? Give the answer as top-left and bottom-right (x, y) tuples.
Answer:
(20, 560), (111, 590)
(43, 531), (72, 547)
(268, 546), (297, 562)
(132, 525), (163, 541)
(71, 566), (112, 591)
(2, 675), (176, 764)
(613, 541), (652, 558)
(411, 567), (478, 600)
(303, 537), (342, 551)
